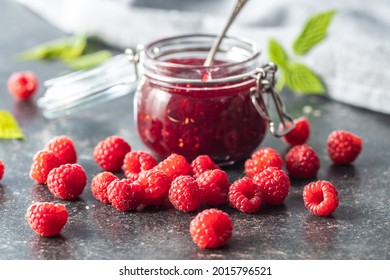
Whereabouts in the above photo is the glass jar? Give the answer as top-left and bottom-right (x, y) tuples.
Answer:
(38, 34), (293, 164)
(136, 35), (265, 164)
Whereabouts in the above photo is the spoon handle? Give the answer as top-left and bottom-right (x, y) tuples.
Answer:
(203, 0), (249, 67)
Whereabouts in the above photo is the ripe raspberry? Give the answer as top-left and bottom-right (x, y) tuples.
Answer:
(138, 170), (170, 206)
(169, 175), (201, 212)
(253, 167), (290, 205)
(47, 164), (87, 199)
(245, 147), (283, 177)
(327, 130), (362, 164)
(228, 177), (263, 213)
(190, 155), (219, 179)
(0, 160), (4, 181)
(196, 169), (230, 205)
(91, 171), (117, 204)
(303, 180), (339, 216)
(44, 135), (77, 164)
(251, 147), (280, 159)
(107, 179), (143, 211)
(155, 153), (190, 182)
(285, 144), (320, 178)
(93, 135), (131, 172)
(29, 150), (61, 184)
(122, 151), (157, 181)
(26, 202), (68, 236)
(281, 117), (310, 146)
(190, 208), (233, 249)
(8, 71), (38, 101)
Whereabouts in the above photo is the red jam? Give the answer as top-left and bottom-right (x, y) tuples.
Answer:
(135, 58), (267, 163)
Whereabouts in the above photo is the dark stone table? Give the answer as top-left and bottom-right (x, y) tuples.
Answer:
(0, 0), (389, 260)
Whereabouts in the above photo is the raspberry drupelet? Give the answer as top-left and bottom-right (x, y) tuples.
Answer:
(245, 147), (283, 178)
(26, 202), (68, 236)
(155, 153), (191, 182)
(44, 135), (77, 164)
(190, 155), (219, 179)
(29, 150), (61, 184)
(190, 208), (233, 249)
(253, 167), (290, 205)
(228, 177), (263, 213)
(196, 169), (230, 206)
(138, 170), (170, 206)
(47, 164), (87, 200)
(327, 130), (363, 164)
(93, 135), (131, 172)
(8, 71), (38, 101)
(122, 151), (157, 181)
(107, 179), (143, 212)
(281, 117), (310, 146)
(169, 175), (201, 212)
(285, 144), (320, 178)
(0, 160), (4, 181)
(91, 171), (118, 204)
(303, 180), (339, 216)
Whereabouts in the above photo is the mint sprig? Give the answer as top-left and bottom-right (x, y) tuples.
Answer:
(284, 62), (325, 94)
(293, 10), (336, 56)
(268, 10), (336, 94)
(18, 34), (112, 70)
(0, 110), (25, 140)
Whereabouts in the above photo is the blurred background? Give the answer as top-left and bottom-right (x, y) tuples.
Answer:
(12, 0), (390, 115)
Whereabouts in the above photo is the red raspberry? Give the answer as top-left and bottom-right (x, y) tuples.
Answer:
(138, 170), (170, 206)
(93, 135), (131, 172)
(29, 150), (61, 184)
(169, 175), (201, 212)
(327, 130), (362, 164)
(190, 208), (233, 249)
(155, 153), (190, 182)
(8, 71), (38, 101)
(44, 135), (77, 165)
(196, 169), (230, 206)
(253, 167), (290, 205)
(26, 202), (68, 236)
(107, 179), (143, 211)
(228, 177), (263, 213)
(91, 171), (117, 204)
(245, 147), (283, 177)
(303, 180), (339, 216)
(251, 147), (280, 159)
(190, 155), (219, 179)
(281, 117), (310, 146)
(122, 151), (157, 181)
(0, 160), (4, 181)
(285, 144), (320, 178)
(47, 164), (87, 199)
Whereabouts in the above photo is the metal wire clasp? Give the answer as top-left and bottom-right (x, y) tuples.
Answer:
(250, 62), (294, 137)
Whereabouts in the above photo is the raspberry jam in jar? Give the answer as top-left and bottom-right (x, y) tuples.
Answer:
(38, 34), (293, 164)
(135, 35), (267, 164)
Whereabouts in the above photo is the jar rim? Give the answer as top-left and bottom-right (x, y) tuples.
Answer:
(141, 34), (262, 84)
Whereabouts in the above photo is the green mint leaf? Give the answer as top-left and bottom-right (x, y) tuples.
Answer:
(293, 10), (336, 55)
(268, 39), (289, 69)
(64, 50), (112, 70)
(60, 34), (87, 60)
(284, 62), (325, 94)
(18, 34), (87, 61)
(0, 110), (25, 140)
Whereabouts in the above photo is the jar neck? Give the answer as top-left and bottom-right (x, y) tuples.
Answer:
(140, 34), (261, 85)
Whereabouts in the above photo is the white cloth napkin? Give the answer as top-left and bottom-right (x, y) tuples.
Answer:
(16, 0), (390, 114)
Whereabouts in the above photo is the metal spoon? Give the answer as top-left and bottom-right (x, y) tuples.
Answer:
(203, 0), (249, 67)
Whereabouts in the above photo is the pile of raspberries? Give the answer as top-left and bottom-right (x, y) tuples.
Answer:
(20, 117), (363, 249)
